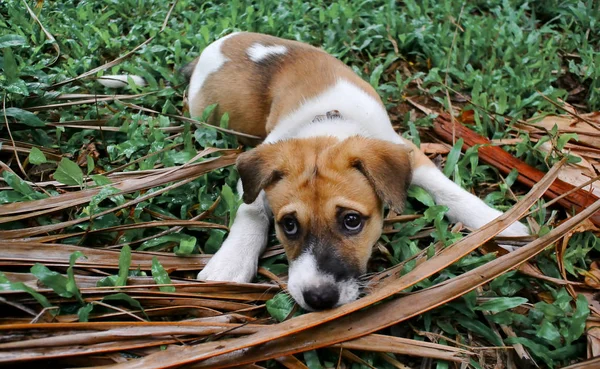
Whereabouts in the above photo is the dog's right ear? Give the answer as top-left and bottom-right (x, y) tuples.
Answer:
(236, 146), (283, 204)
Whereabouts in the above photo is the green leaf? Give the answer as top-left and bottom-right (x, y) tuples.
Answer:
(67, 251), (85, 303)
(116, 245), (132, 287)
(28, 147), (47, 165)
(103, 293), (149, 320)
(469, 359), (483, 369)
(199, 103), (217, 121)
(139, 234), (190, 251)
(557, 133), (578, 151)
(221, 183), (239, 228)
(96, 275), (118, 287)
(219, 112), (229, 129)
(2, 108), (45, 127)
(31, 263), (70, 297)
(567, 294), (590, 344)
(54, 158), (84, 186)
(151, 257), (176, 292)
(474, 297), (527, 313)
(369, 64), (384, 88)
(175, 236), (197, 256)
(506, 337), (554, 367)
(2, 47), (18, 83)
(90, 175), (112, 186)
(408, 186), (435, 206)
(443, 138), (463, 178)
(536, 319), (562, 348)
(535, 301), (564, 322)
(78, 303), (94, 322)
(436, 320), (458, 335)
(7, 79), (29, 96)
(455, 316), (503, 347)
(30, 252), (85, 304)
(266, 293), (294, 322)
(88, 186), (121, 214)
(303, 350), (323, 369)
(0, 35), (27, 48)
(86, 155), (94, 175)
(204, 229), (226, 254)
(3, 171), (35, 196)
(0, 272), (52, 309)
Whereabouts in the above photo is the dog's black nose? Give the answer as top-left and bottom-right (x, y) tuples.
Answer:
(302, 286), (339, 310)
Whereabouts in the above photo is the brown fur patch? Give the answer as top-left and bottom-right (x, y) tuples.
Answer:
(236, 136), (412, 273)
(188, 32), (382, 143)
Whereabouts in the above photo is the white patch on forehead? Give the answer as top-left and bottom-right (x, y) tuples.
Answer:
(188, 32), (239, 114)
(247, 43), (288, 62)
(287, 251), (360, 311)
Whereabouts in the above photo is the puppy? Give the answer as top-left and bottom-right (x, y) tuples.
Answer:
(184, 32), (529, 311)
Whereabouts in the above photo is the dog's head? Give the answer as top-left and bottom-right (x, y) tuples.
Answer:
(237, 136), (413, 310)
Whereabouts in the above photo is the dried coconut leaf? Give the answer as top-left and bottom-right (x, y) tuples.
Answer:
(0, 272), (277, 296)
(0, 242), (210, 271)
(274, 355), (310, 369)
(334, 334), (471, 363)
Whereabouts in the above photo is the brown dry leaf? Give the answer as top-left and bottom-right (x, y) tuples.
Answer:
(584, 262), (600, 289)
(334, 334), (471, 363)
(559, 356), (600, 369)
(0, 242), (210, 270)
(420, 143), (451, 155)
(459, 109), (475, 124)
(76, 142), (100, 166)
(537, 140), (600, 197)
(274, 355), (310, 369)
(525, 112), (600, 149)
(0, 322), (261, 349)
(537, 291), (555, 304)
(515, 113), (600, 198)
(586, 326), (600, 359)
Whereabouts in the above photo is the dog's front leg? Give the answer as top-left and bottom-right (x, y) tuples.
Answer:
(389, 136), (530, 237)
(197, 185), (271, 283)
(411, 162), (530, 237)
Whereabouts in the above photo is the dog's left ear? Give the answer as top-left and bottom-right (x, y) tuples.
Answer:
(236, 145), (283, 204)
(347, 138), (413, 213)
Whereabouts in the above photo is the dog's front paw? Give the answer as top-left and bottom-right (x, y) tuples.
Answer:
(197, 248), (257, 283)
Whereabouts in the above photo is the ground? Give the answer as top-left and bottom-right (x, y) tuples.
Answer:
(0, 1), (599, 368)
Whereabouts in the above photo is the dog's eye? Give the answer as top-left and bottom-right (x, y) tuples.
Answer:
(343, 213), (362, 232)
(282, 216), (299, 236)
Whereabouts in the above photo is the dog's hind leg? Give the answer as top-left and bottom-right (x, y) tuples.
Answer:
(197, 182), (271, 283)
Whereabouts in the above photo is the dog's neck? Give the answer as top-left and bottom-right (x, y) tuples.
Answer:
(264, 79), (393, 144)
(264, 113), (371, 143)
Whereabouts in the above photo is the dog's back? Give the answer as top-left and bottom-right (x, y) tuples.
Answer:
(186, 32), (381, 139)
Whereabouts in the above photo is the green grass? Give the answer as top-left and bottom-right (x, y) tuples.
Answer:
(1, 0), (599, 368)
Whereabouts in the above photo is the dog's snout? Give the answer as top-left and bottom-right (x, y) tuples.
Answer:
(302, 285), (339, 310)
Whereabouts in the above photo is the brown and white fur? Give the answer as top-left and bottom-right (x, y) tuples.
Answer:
(178, 32), (529, 311)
